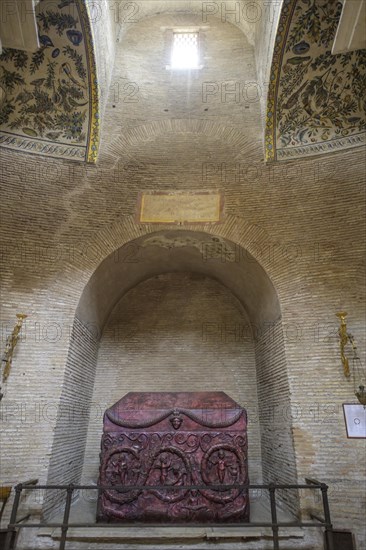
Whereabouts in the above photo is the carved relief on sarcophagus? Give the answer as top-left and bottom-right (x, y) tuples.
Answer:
(97, 392), (249, 523)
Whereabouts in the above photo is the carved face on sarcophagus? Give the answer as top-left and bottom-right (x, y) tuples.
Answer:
(97, 392), (249, 523)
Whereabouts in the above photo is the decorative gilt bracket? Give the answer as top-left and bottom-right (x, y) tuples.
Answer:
(336, 312), (352, 377)
(336, 312), (366, 407)
(1, 314), (27, 383)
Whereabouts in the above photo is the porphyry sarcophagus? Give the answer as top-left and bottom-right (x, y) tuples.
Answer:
(97, 392), (249, 523)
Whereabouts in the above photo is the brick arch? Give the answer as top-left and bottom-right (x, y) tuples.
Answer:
(55, 214), (294, 335)
(101, 119), (260, 164)
(45, 218), (299, 519)
(65, 213), (279, 290)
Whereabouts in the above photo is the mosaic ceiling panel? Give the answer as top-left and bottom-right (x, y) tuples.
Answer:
(0, 0), (99, 162)
(266, 0), (366, 161)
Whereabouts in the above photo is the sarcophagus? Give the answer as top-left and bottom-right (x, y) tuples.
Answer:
(97, 392), (249, 522)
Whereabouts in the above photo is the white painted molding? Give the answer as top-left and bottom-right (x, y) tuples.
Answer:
(332, 0), (366, 54)
(0, 0), (40, 52)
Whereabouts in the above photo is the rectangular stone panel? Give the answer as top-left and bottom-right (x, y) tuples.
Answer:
(137, 191), (223, 224)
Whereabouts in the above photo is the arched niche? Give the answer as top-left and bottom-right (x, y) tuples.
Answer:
(45, 230), (299, 518)
(76, 230), (281, 332)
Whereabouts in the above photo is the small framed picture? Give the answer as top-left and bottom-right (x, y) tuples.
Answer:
(343, 404), (366, 439)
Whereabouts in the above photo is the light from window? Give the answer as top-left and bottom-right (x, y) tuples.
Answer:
(171, 32), (199, 69)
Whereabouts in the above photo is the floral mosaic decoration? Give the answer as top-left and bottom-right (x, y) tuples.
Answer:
(0, 0), (99, 162)
(266, 0), (366, 161)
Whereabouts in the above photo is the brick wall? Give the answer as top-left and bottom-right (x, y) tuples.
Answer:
(255, 321), (299, 515)
(44, 318), (99, 518)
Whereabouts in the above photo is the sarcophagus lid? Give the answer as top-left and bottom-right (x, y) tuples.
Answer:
(104, 391), (246, 432)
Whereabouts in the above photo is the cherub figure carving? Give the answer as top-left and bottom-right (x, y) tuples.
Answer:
(159, 454), (172, 484)
(207, 448), (239, 485)
(216, 449), (227, 483)
(118, 457), (128, 484)
(171, 464), (187, 486)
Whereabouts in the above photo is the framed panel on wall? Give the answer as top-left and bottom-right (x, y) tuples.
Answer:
(343, 404), (366, 438)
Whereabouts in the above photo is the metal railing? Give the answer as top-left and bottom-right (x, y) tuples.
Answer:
(4, 480), (334, 550)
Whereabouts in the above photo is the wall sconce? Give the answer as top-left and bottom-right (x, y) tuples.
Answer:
(336, 312), (366, 407)
(0, 313), (27, 401)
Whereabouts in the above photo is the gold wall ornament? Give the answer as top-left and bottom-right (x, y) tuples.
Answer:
(336, 312), (366, 407)
(336, 312), (351, 378)
(2, 313), (27, 383)
(350, 338), (366, 408)
(355, 385), (366, 407)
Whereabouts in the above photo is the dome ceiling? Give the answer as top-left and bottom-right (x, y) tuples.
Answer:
(266, 0), (366, 161)
(0, 0), (99, 162)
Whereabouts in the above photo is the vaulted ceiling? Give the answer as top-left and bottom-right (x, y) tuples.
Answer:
(0, 0), (365, 163)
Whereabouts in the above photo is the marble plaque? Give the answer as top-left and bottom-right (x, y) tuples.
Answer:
(138, 191), (223, 224)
